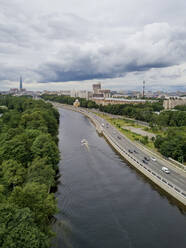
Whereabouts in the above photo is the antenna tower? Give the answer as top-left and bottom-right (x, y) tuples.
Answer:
(143, 80), (145, 98)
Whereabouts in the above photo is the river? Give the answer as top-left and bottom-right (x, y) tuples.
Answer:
(53, 108), (186, 248)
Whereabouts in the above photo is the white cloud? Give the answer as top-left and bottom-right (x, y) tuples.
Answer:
(0, 0), (186, 91)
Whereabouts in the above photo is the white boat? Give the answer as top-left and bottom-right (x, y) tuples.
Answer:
(81, 139), (87, 144)
(81, 139), (89, 150)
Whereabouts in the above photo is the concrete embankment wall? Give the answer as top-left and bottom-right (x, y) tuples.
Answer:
(103, 132), (186, 206)
(55, 104), (186, 206)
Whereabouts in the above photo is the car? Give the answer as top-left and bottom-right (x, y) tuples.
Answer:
(128, 149), (133, 153)
(144, 157), (150, 161)
(162, 167), (170, 174)
(117, 136), (121, 139)
(101, 123), (105, 127)
(133, 150), (138, 154)
(151, 157), (156, 161)
(142, 160), (148, 164)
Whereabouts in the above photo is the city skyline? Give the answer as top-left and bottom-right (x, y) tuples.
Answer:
(1, 0), (186, 91)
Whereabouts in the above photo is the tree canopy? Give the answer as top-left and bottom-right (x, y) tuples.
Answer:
(0, 96), (60, 248)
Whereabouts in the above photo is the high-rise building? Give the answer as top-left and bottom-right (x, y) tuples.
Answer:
(20, 76), (23, 90)
(142, 80), (145, 98)
(92, 83), (101, 94)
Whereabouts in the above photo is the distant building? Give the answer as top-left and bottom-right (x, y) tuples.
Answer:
(76, 90), (93, 100)
(99, 89), (111, 98)
(92, 97), (156, 106)
(20, 76), (23, 90)
(59, 90), (71, 96)
(163, 97), (186, 109)
(87, 91), (93, 100)
(77, 90), (88, 99)
(17, 76), (26, 92)
(92, 83), (111, 98)
(92, 83), (101, 94)
(43, 90), (61, 95)
(112, 94), (128, 98)
(70, 90), (77, 98)
(93, 93), (104, 98)
(10, 88), (19, 94)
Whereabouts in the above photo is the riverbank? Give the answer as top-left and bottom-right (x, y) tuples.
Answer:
(53, 107), (186, 248)
(53, 103), (186, 207)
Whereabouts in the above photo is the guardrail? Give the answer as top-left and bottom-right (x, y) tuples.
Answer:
(103, 131), (186, 202)
(55, 103), (186, 205)
(168, 157), (186, 172)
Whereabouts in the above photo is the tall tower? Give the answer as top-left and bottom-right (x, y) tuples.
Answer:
(142, 80), (145, 98)
(20, 76), (23, 91)
(92, 82), (101, 94)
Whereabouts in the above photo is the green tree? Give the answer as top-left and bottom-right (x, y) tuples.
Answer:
(9, 182), (57, 227)
(27, 158), (55, 190)
(31, 134), (59, 168)
(1, 160), (26, 188)
(0, 204), (50, 248)
(0, 134), (32, 165)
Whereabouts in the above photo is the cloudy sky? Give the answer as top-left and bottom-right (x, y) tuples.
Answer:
(1, 0), (186, 91)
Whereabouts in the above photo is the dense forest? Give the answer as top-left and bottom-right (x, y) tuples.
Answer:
(154, 128), (186, 163)
(0, 96), (60, 248)
(174, 104), (186, 111)
(42, 94), (186, 163)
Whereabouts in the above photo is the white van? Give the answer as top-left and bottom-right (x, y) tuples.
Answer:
(161, 167), (170, 174)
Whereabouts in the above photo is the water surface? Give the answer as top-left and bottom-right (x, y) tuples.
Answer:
(53, 108), (186, 248)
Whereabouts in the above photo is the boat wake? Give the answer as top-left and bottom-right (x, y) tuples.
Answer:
(81, 139), (89, 151)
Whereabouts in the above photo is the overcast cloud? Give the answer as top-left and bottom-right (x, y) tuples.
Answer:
(1, 0), (186, 91)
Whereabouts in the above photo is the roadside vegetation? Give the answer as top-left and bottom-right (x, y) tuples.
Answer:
(0, 95), (60, 248)
(174, 105), (186, 111)
(42, 94), (186, 164)
(42, 94), (98, 109)
(95, 112), (156, 151)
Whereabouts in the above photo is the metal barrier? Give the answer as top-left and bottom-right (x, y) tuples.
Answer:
(55, 104), (186, 203)
(103, 131), (186, 200)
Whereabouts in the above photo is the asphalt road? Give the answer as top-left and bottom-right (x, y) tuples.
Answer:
(52, 102), (186, 196)
(88, 111), (186, 193)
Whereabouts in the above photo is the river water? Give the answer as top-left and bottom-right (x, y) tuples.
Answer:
(53, 108), (186, 248)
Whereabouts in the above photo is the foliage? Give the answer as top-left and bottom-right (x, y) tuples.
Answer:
(42, 94), (186, 163)
(41, 94), (99, 109)
(155, 129), (186, 162)
(9, 182), (57, 227)
(140, 135), (149, 145)
(31, 134), (59, 168)
(0, 96), (60, 247)
(174, 104), (186, 111)
(0, 204), (50, 248)
(1, 160), (26, 188)
(156, 110), (186, 126)
(27, 158), (55, 190)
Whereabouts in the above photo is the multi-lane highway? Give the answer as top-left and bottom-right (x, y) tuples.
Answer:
(90, 111), (186, 191)
(52, 102), (186, 204)
(72, 107), (186, 199)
